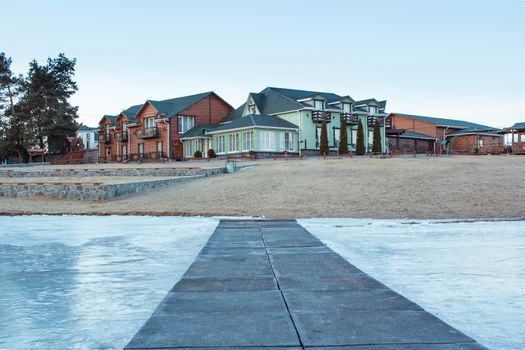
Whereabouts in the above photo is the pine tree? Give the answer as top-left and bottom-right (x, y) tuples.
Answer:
(18, 54), (79, 153)
(356, 119), (365, 156)
(372, 119), (382, 153)
(338, 117), (349, 155)
(319, 120), (329, 156)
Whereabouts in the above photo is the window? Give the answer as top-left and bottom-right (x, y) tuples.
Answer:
(249, 104), (256, 114)
(314, 100), (324, 111)
(229, 133), (239, 152)
(342, 103), (351, 114)
(316, 127), (322, 148)
(145, 117), (155, 128)
(478, 139), (484, 148)
(185, 141), (193, 157)
(94, 132), (99, 142)
(334, 128), (340, 148)
(281, 132), (296, 151)
(260, 131), (275, 151)
(122, 145), (127, 157)
(368, 130), (374, 146)
(369, 106), (377, 115)
(350, 127), (357, 148)
(243, 131), (253, 151)
(216, 135), (225, 153)
(178, 116), (195, 133)
(138, 143), (144, 157)
(157, 141), (163, 156)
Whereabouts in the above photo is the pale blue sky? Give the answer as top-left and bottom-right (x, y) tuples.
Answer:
(3, 0), (524, 128)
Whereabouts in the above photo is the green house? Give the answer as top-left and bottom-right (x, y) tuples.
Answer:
(181, 87), (388, 158)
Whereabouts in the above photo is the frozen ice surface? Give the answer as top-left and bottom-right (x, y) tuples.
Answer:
(0, 216), (218, 349)
(299, 218), (525, 350)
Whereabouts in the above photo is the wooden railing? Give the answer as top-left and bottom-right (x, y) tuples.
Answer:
(312, 110), (331, 123)
(136, 127), (158, 139)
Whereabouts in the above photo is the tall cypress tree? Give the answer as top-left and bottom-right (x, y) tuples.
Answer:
(356, 119), (365, 156)
(338, 117), (349, 155)
(319, 120), (329, 156)
(372, 119), (382, 153)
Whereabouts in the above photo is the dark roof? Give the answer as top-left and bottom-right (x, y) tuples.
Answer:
(209, 114), (298, 133)
(78, 125), (97, 131)
(145, 91), (215, 118)
(221, 103), (246, 123)
(392, 113), (496, 130)
(121, 104), (142, 118)
(446, 128), (502, 137)
(267, 87), (343, 102)
(249, 93), (265, 111)
(511, 122), (525, 130)
(354, 98), (379, 106)
(378, 100), (387, 110)
(100, 115), (117, 124)
(400, 131), (438, 140)
(181, 124), (216, 138)
(352, 107), (369, 113)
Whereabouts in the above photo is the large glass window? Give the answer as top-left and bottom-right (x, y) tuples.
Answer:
(178, 116), (195, 134)
(334, 128), (340, 148)
(260, 131), (275, 151)
(369, 106), (377, 115)
(243, 131), (253, 151)
(229, 133), (239, 152)
(216, 135), (225, 153)
(281, 132), (296, 151)
(314, 100), (324, 111)
(342, 103), (351, 113)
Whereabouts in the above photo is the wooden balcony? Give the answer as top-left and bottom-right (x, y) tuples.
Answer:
(136, 127), (158, 139)
(341, 113), (358, 125)
(312, 110), (331, 123)
(367, 115), (386, 127)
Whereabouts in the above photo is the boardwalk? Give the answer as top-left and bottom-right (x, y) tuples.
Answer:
(125, 220), (487, 349)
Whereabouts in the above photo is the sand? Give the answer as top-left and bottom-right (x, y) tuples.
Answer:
(0, 156), (523, 219)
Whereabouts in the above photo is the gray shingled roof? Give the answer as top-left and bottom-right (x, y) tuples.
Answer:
(221, 103), (246, 123)
(392, 113), (496, 130)
(354, 98), (379, 106)
(268, 87), (344, 102)
(446, 128), (502, 137)
(146, 91), (216, 118)
(208, 114), (299, 133)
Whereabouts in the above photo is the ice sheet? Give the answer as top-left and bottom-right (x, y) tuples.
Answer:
(299, 218), (525, 350)
(0, 216), (218, 349)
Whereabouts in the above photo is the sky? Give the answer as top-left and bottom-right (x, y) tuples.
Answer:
(3, 0), (524, 128)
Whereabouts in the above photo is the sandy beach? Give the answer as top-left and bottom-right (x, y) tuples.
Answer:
(1, 156), (524, 219)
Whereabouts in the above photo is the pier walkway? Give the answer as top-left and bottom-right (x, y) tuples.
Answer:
(126, 219), (487, 349)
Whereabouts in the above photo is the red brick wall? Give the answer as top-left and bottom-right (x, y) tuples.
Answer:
(127, 94), (233, 160)
(170, 94), (233, 159)
(451, 134), (504, 154)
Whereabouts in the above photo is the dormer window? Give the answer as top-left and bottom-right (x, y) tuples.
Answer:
(369, 106), (377, 115)
(145, 117), (155, 128)
(342, 103), (351, 114)
(314, 100), (324, 111)
(249, 104), (256, 114)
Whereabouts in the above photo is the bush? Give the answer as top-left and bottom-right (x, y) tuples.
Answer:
(338, 117), (349, 155)
(208, 148), (217, 158)
(194, 150), (202, 158)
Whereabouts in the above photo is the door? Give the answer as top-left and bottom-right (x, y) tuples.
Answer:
(334, 128), (340, 149)
(122, 145), (127, 160)
(138, 144), (144, 158)
(105, 147), (111, 161)
(157, 141), (163, 158)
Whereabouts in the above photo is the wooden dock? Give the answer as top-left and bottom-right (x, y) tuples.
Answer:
(125, 219), (487, 349)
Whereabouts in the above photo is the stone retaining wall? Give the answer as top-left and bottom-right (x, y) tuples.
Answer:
(0, 176), (198, 201)
(0, 166), (226, 178)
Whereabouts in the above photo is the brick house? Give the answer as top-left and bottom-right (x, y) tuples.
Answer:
(507, 122), (525, 154)
(388, 113), (504, 155)
(98, 92), (233, 161)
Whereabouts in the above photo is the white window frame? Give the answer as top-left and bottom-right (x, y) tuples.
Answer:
(178, 116), (195, 134)
(314, 100), (324, 111)
(229, 133), (239, 153)
(145, 117), (155, 128)
(261, 131), (275, 151)
(281, 132), (296, 151)
(216, 135), (225, 154)
(243, 131), (253, 151)
(342, 103), (351, 114)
